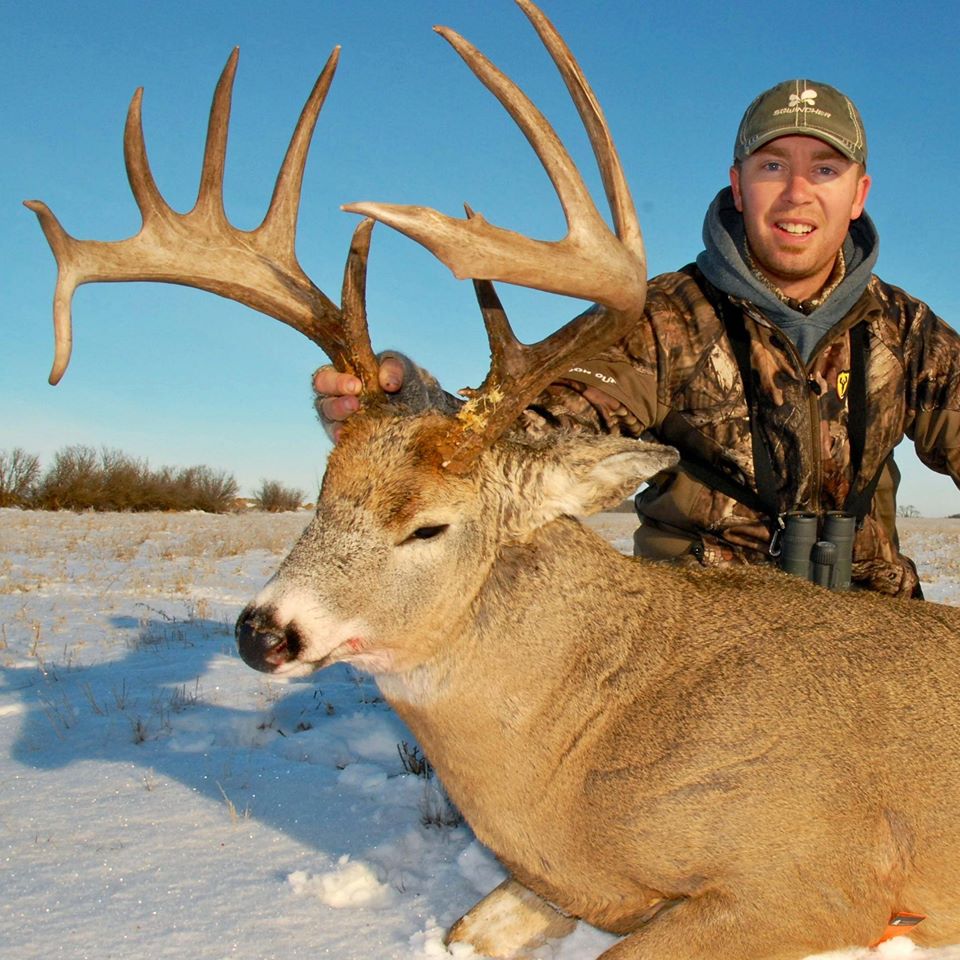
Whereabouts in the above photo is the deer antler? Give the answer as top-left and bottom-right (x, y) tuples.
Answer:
(25, 47), (383, 400)
(344, 0), (646, 472)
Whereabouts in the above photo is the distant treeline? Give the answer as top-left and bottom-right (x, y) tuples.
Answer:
(0, 446), (306, 513)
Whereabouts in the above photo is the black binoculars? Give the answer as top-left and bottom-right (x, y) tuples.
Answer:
(778, 511), (855, 591)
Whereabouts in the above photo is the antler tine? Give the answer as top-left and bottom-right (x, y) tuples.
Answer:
(192, 48), (236, 223)
(25, 47), (384, 400)
(125, 87), (175, 229)
(340, 218), (383, 394)
(515, 0), (643, 262)
(460, 204), (519, 354)
(344, 0), (646, 472)
(261, 49), (335, 259)
(22, 199), (83, 384)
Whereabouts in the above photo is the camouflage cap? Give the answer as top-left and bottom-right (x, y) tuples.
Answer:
(734, 79), (867, 165)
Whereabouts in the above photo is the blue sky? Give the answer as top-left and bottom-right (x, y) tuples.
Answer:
(4, 0), (959, 515)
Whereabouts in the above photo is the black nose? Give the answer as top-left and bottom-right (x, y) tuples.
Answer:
(235, 603), (301, 672)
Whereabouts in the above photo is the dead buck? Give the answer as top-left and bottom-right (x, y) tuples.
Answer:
(27, 2), (960, 958)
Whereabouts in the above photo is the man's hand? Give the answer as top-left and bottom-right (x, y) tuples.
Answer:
(580, 385), (627, 420)
(313, 357), (405, 441)
(314, 359), (626, 443)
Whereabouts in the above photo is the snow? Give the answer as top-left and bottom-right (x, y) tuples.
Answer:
(2, 508), (960, 960)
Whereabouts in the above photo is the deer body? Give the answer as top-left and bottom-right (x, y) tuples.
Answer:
(238, 416), (960, 959)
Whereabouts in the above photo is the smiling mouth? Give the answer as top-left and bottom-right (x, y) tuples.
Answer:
(775, 221), (815, 236)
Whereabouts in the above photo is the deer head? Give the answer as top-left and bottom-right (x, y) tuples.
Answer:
(236, 418), (676, 677)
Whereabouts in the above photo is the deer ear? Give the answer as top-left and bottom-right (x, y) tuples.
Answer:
(499, 435), (679, 539)
(541, 436), (678, 518)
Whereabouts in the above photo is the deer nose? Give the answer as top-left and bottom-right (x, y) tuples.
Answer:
(235, 603), (302, 672)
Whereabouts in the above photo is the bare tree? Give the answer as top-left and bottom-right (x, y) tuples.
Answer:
(34, 445), (101, 510)
(252, 480), (306, 512)
(32, 445), (239, 512)
(0, 448), (41, 507)
(170, 465), (239, 514)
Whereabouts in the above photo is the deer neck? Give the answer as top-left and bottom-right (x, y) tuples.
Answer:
(376, 515), (666, 819)
(379, 515), (646, 697)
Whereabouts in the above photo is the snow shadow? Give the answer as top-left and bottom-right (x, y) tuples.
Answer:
(5, 610), (422, 857)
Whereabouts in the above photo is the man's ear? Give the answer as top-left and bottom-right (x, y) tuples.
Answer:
(730, 164), (744, 212)
(496, 434), (679, 542)
(850, 171), (871, 220)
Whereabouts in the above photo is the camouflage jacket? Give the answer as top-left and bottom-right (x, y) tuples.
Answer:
(527, 264), (960, 597)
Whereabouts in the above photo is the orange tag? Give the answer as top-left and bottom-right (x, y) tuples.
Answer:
(871, 911), (926, 947)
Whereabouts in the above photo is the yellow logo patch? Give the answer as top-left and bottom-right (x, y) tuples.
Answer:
(837, 370), (850, 400)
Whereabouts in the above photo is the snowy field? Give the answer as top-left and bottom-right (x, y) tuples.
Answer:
(3, 508), (960, 960)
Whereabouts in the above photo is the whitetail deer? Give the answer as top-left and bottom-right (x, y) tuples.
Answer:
(27, 2), (960, 958)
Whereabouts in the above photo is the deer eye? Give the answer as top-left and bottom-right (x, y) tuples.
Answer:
(402, 524), (449, 544)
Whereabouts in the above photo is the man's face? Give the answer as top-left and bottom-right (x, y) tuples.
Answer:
(729, 135), (871, 300)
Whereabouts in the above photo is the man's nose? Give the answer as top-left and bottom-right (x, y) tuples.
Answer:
(782, 174), (813, 205)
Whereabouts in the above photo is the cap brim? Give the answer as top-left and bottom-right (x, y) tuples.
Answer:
(739, 127), (862, 163)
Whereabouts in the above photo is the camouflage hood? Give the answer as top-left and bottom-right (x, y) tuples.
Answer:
(696, 187), (879, 362)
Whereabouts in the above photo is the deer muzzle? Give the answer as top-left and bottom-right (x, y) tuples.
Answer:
(235, 603), (302, 673)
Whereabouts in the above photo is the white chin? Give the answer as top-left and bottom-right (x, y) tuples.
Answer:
(269, 659), (322, 679)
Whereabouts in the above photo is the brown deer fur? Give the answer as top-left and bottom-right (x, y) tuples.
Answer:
(236, 413), (960, 960)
